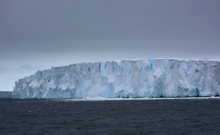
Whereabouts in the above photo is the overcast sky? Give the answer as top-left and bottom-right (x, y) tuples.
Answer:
(0, 0), (220, 91)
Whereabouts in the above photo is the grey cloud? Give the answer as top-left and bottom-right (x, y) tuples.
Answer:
(0, 65), (41, 73)
(17, 65), (42, 72)
(0, 0), (219, 61)
(0, 66), (9, 73)
(0, 0), (220, 54)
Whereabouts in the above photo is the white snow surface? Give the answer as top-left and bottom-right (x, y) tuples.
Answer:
(13, 58), (220, 99)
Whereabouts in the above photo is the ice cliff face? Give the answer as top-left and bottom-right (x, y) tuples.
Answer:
(13, 59), (220, 99)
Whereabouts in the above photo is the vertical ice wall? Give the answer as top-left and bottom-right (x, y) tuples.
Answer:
(12, 59), (220, 99)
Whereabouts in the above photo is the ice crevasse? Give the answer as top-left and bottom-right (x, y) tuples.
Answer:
(13, 59), (220, 99)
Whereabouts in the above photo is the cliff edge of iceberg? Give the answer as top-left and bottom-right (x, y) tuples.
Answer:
(13, 59), (220, 99)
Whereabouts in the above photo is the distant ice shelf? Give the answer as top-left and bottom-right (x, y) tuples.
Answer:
(0, 91), (12, 99)
(13, 59), (220, 99)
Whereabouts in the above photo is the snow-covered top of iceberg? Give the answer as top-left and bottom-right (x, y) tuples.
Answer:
(20, 58), (219, 80)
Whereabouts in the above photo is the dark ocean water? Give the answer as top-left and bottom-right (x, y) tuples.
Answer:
(0, 99), (220, 135)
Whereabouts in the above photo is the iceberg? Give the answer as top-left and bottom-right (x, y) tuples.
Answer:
(12, 59), (220, 99)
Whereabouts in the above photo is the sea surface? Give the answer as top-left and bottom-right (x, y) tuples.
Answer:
(0, 99), (220, 135)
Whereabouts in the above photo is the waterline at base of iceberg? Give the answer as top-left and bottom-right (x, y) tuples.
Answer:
(53, 96), (220, 102)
